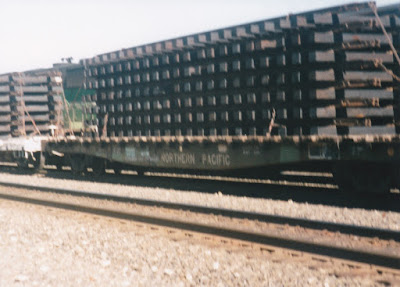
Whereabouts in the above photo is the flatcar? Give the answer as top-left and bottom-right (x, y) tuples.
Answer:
(1, 2), (400, 194)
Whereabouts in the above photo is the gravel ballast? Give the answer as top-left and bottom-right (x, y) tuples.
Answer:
(0, 198), (394, 286)
(0, 172), (398, 231)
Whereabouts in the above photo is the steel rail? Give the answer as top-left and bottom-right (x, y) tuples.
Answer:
(0, 180), (399, 242)
(0, 189), (398, 270)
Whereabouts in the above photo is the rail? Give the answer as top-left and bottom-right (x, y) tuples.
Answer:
(0, 181), (398, 270)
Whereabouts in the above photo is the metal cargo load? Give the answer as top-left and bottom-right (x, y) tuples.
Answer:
(0, 72), (64, 138)
(79, 2), (400, 138)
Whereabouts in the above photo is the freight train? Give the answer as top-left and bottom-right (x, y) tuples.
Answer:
(1, 2), (400, 194)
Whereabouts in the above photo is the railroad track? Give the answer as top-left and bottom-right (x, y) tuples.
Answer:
(0, 180), (398, 274)
(0, 180), (397, 242)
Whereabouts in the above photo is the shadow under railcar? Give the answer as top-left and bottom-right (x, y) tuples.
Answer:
(0, 162), (398, 213)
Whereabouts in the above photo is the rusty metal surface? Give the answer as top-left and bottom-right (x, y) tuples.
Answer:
(77, 3), (400, 138)
(0, 72), (64, 137)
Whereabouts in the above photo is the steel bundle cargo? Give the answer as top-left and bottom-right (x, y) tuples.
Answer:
(80, 2), (400, 138)
(0, 72), (64, 138)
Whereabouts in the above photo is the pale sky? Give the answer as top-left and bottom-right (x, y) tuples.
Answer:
(0, 0), (398, 74)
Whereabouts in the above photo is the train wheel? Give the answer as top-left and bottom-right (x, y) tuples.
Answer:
(92, 158), (105, 176)
(352, 166), (391, 194)
(333, 163), (391, 194)
(69, 154), (86, 176)
(16, 159), (29, 169)
(113, 167), (122, 175)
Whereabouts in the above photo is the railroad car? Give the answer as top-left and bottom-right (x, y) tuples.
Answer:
(1, 2), (400, 194)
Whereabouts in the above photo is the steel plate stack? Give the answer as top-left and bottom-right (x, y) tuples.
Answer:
(0, 72), (64, 137)
(81, 2), (400, 137)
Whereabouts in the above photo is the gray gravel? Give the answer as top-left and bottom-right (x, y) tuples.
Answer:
(0, 198), (392, 286)
(0, 172), (398, 231)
